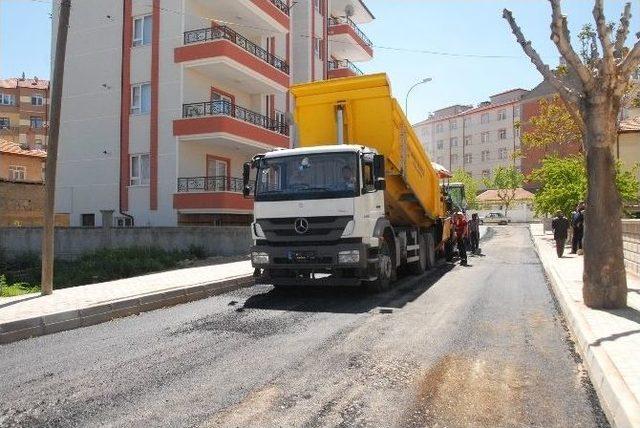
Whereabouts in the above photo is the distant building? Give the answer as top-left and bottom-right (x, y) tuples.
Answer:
(0, 76), (49, 150)
(413, 89), (528, 180)
(617, 116), (640, 189)
(476, 187), (536, 223)
(519, 79), (582, 190)
(0, 140), (46, 183)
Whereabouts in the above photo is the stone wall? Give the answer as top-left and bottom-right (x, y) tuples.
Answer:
(622, 220), (640, 276)
(0, 226), (252, 260)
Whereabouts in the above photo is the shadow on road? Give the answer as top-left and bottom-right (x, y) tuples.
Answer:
(242, 263), (455, 315)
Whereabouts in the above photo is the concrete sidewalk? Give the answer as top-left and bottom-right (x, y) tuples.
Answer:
(531, 224), (640, 428)
(0, 261), (254, 344)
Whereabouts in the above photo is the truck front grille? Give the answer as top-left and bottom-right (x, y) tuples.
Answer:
(257, 216), (352, 243)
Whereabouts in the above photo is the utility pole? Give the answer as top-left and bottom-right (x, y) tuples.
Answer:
(41, 0), (71, 295)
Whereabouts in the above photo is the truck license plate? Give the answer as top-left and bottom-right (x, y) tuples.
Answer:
(289, 251), (316, 263)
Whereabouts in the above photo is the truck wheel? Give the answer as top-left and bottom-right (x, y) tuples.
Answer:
(426, 232), (436, 269)
(369, 239), (393, 292)
(408, 233), (427, 275)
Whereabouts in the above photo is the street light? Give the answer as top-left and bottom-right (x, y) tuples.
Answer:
(405, 77), (433, 119)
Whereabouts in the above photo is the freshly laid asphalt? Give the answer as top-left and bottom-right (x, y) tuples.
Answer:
(0, 227), (608, 427)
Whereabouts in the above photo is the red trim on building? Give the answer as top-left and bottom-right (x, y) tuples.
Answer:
(311, 0), (315, 81)
(250, 0), (290, 30)
(173, 116), (289, 148)
(150, 0), (160, 211)
(328, 24), (374, 58)
(327, 68), (358, 79)
(120, 0), (133, 212)
(173, 192), (254, 211)
(323, 0), (328, 80)
(174, 40), (289, 89)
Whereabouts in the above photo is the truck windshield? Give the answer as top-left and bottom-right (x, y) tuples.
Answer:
(255, 152), (359, 201)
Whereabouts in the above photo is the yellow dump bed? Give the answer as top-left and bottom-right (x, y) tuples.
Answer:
(290, 73), (444, 227)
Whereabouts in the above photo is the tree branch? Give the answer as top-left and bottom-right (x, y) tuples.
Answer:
(503, 8), (585, 134)
(614, 2), (632, 59)
(549, 0), (594, 87)
(593, 0), (616, 74)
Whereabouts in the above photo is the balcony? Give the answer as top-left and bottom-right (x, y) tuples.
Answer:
(327, 59), (364, 79)
(175, 25), (289, 93)
(186, 0), (289, 36)
(0, 126), (19, 135)
(328, 16), (373, 61)
(173, 176), (253, 212)
(173, 100), (289, 149)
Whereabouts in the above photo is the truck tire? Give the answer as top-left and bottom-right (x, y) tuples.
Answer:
(407, 233), (427, 275)
(369, 238), (393, 292)
(426, 232), (436, 269)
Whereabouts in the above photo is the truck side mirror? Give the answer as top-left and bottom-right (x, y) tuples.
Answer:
(373, 155), (386, 191)
(242, 162), (252, 198)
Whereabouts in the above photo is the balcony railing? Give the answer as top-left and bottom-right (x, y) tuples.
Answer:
(182, 100), (289, 136)
(328, 59), (364, 75)
(177, 176), (244, 193)
(328, 16), (373, 47)
(0, 126), (19, 133)
(183, 25), (289, 74)
(268, 0), (290, 15)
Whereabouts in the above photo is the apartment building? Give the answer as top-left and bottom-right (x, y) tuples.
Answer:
(291, 0), (374, 83)
(0, 76), (49, 150)
(53, 0), (291, 227)
(413, 89), (528, 180)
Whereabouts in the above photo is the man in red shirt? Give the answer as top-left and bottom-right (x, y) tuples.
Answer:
(453, 212), (469, 266)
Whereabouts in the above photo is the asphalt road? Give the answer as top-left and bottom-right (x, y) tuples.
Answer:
(0, 227), (608, 427)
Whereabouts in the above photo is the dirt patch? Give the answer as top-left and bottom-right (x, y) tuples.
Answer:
(403, 355), (528, 427)
(203, 386), (281, 427)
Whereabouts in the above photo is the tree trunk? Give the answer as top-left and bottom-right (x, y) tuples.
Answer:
(582, 103), (627, 309)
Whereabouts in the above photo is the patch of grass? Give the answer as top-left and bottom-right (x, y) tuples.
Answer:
(0, 247), (203, 292)
(0, 275), (40, 297)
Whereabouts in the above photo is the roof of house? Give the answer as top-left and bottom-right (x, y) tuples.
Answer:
(0, 140), (47, 158)
(619, 115), (640, 133)
(477, 188), (535, 202)
(0, 77), (49, 90)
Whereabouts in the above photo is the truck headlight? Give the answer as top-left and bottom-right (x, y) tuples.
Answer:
(251, 252), (269, 265)
(341, 220), (355, 237)
(338, 250), (360, 264)
(253, 222), (266, 239)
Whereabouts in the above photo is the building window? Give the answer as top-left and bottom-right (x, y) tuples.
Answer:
(30, 116), (44, 128)
(450, 120), (457, 130)
(133, 15), (153, 47)
(131, 83), (151, 115)
(515, 127), (521, 138)
(130, 153), (150, 186)
(451, 154), (459, 164)
(9, 165), (26, 181)
(436, 140), (444, 150)
(481, 113), (490, 124)
(115, 217), (134, 227)
(81, 213), (96, 227)
(498, 129), (507, 140)
(499, 148), (508, 159)
(514, 106), (521, 117)
(315, 38), (323, 60)
(450, 137), (458, 147)
(31, 95), (44, 106)
(314, 0), (320, 11)
(481, 150), (490, 162)
(464, 154), (473, 164)
(481, 131), (490, 143)
(0, 93), (15, 105)
(482, 169), (491, 178)
(0, 117), (10, 129)
(463, 117), (472, 127)
(464, 136), (472, 146)
(436, 123), (444, 133)
(497, 109), (507, 121)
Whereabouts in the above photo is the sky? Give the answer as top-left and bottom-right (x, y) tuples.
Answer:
(0, 0), (638, 124)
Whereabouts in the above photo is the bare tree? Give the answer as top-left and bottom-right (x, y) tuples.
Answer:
(504, 0), (640, 309)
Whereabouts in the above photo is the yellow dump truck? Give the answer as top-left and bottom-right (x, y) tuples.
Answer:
(243, 73), (463, 290)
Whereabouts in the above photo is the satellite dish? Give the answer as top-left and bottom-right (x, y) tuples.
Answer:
(344, 4), (355, 18)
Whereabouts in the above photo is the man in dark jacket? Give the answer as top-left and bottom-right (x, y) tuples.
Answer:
(571, 202), (585, 254)
(552, 211), (570, 258)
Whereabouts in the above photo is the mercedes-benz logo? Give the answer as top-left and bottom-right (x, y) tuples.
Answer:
(294, 218), (309, 234)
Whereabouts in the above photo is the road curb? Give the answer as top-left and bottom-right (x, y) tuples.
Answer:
(529, 227), (640, 428)
(0, 275), (254, 345)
